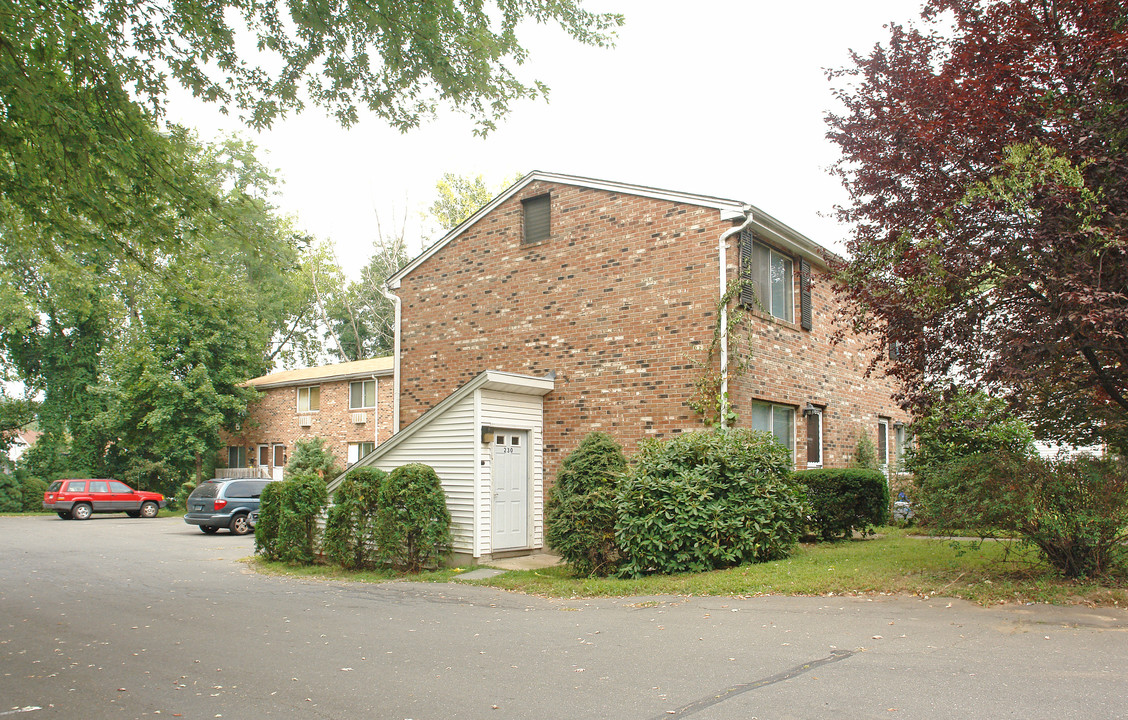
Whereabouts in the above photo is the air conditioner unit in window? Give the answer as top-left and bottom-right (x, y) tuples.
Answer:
(297, 415), (313, 427)
(350, 412), (367, 424)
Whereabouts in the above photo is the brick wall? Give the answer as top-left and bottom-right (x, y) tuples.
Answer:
(395, 179), (907, 486)
(219, 375), (394, 471)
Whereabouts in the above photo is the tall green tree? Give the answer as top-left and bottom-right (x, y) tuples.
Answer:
(426, 172), (525, 235)
(826, 0), (1128, 450)
(3, 0), (621, 270)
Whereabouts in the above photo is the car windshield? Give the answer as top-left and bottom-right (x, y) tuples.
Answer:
(188, 482), (221, 499)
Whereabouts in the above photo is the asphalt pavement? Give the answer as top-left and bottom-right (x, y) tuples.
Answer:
(1, 514), (1126, 719)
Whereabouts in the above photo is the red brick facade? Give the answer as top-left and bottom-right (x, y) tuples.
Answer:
(392, 176), (908, 485)
(219, 363), (395, 474)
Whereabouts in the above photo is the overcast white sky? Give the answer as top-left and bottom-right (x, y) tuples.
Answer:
(168, 0), (921, 276)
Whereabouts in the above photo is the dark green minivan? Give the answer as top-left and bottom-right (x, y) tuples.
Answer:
(183, 478), (277, 535)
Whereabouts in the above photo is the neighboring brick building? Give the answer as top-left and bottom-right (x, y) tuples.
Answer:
(386, 171), (908, 485)
(219, 358), (394, 479)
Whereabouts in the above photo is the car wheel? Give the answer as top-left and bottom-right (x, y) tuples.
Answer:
(126, 510), (141, 518)
(229, 514), (251, 535)
(200, 526), (220, 535)
(56, 511), (71, 520)
(72, 503), (92, 521)
(140, 501), (159, 518)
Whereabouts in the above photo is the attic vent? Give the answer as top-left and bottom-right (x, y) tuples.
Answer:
(522, 193), (550, 244)
(297, 415), (313, 427)
(350, 412), (367, 424)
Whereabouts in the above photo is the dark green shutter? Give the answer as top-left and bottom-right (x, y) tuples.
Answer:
(799, 258), (812, 330)
(739, 229), (756, 307)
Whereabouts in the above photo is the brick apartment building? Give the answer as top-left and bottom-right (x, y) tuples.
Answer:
(219, 358), (394, 479)
(338, 171), (908, 562)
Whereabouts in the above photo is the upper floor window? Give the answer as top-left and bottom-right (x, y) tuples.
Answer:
(740, 231), (802, 325)
(350, 380), (376, 410)
(522, 194), (551, 244)
(750, 401), (795, 455)
(752, 241), (794, 323)
(297, 386), (320, 412)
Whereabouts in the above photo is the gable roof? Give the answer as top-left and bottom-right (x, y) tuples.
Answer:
(389, 170), (835, 288)
(246, 357), (393, 390)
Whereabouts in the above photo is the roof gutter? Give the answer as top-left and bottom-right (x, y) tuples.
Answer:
(718, 208), (755, 429)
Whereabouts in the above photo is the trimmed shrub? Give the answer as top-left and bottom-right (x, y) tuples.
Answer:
(545, 432), (627, 576)
(285, 437), (342, 481)
(0, 473), (20, 512)
(376, 463), (451, 572)
(20, 476), (49, 512)
(254, 481), (284, 561)
(794, 468), (889, 540)
(277, 471), (329, 564)
(323, 467), (387, 570)
(919, 452), (1128, 578)
(615, 429), (807, 577)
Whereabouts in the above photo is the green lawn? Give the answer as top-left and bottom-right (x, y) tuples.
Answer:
(251, 528), (1128, 607)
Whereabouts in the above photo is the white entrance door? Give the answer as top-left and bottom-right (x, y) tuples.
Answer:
(492, 430), (528, 550)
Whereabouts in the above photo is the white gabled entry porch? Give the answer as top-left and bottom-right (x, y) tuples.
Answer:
(326, 370), (553, 564)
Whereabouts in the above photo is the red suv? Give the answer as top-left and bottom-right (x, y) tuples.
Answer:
(43, 479), (166, 520)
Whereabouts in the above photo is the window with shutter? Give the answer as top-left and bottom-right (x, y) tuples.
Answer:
(740, 235), (794, 323)
(522, 194), (550, 244)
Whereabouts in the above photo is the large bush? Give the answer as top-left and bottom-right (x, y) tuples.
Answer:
(286, 437), (342, 481)
(254, 481), (284, 560)
(20, 476), (49, 512)
(0, 473), (20, 512)
(545, 432), (627, 576)
(323, 467), (387, 570)
(794, 468), (888, 540)
(376, 464), (451, 572)
(906, 390), (1034, 479)
(920, 452), (1128, 578)
(277, 471), (329, 564)
(615, 429), (807, 577)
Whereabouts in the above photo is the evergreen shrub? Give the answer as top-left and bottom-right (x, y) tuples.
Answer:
(277, 471), (329, 564)
(323, 467), (387, 570)
(615, 429), (807, 577)
(20, 476), (49, 511)
(545, 432), (627, 576)
(0, 473), (20, 512)
(254, 480), (284, 560)
(376, 463), (451, 572)
(794, 468), (888, 540)
(285, 437), (342, 481)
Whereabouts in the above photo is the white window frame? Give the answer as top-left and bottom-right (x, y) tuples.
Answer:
(750, 401), (796, 459)
(347, 441), (376, 464)
(752, 241), (794, 323)
(297, 385), (320, 412)
(805, 408), (823, 468)
(877, 418), (890, 469)
(349, 379), (376, 410)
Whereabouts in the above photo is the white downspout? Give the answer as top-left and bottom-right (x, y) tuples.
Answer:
(718, 209), (755, 429)
(379, 284), (402, 435)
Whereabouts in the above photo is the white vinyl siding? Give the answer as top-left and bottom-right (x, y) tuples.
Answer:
(479, 389), (545, 554)
(363, 394), (478, 553)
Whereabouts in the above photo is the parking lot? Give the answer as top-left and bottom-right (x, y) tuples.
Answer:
(2, 514), (1127, 719)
